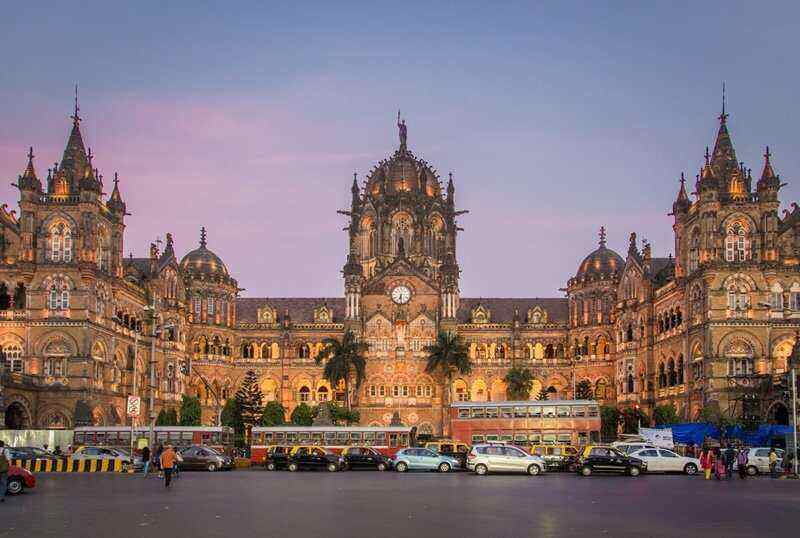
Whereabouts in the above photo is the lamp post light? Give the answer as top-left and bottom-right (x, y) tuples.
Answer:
(788, 331), (800, 477)
(143, 300), (175, 448)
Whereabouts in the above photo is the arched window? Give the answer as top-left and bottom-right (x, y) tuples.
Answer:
(50, 223), (73, 262)
(496, 344), (506, 359)
(658, 362), (667, 388)
(626, 374), (634, 393)
(688, 229), (700, 272)
(298, 344), (310, 359)
(261, 343), (272, 359)
(48, 281), (70, 311)
(770, 283), (784, 310)
(2, 343), (23, 373)
(725, 223), (750, 262)
(668, 358), (677, 386)
(544, 344), (554, 359)
(241, 343), (253, 359)
(298, 386), (310, 402)
(677, 355), (685, 384)
(595, 379), (607, 399)
(317, 386), (329, 402)
(625, 323), (633, 342)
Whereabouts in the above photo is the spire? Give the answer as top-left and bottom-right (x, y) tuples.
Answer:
(598, 226), (607, 248)
(673, 172), (690, 214)
(710, 86), (738, 178)
(60, 87), (92, 186)
(200, 226), (207, 248)
(760, 146), (777, 181)
(107, 172), (127, 214)
(71, 84), (81, 126)
(18, 146), (41, 192)
(757, 146), (780, 194)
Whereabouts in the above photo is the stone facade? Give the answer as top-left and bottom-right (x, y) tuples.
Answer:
(0, 101), (796, 433)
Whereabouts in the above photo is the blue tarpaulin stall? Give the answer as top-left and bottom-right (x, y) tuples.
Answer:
(658, 423), (792, 446)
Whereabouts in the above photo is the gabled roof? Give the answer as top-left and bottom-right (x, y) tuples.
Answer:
(456, 297), (568, 324)
(236, 297), (345, 324)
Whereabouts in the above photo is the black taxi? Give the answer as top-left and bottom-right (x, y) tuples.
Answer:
(576, 445), (647, 477)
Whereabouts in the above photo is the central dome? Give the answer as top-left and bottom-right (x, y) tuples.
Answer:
(365, 148), (442, 199)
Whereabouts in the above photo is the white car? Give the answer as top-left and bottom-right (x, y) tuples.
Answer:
(736, 447), (784, 475)
(611, 442), (658, 455)
(629, 448), (700, 475)
(71, 446), (134, 469)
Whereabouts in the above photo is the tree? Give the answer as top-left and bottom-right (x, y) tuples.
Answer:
(156, 409), (170, 426)
(504, 367), (534, 400)
(653, 403), (679, 426)
(536, 388), (550, 401)
(424, 331), (472, 436)
(315, 330), (367, 411)
(315, 401), (360, 425)
(179, 395), (202, 426)
(235, 370), (264, 436)
(600, 406), (621, 441)
(261, 401), (286, 426)
(221, 398), (243, 431)
(620, 406), (649, 434)
(291, 403), (314, 426)
(575, 380), (594, 400)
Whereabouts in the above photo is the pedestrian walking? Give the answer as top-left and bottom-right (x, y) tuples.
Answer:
(43, 443), (49, 453)
(724, 445), (735, 478)
(736, 448), (748, 479)
(155, 443), (164, 479)
(141, 445), (151, 477)
(173, 449), (182, 480)
(0, 441), (9, 503)
(159, 445), (177, 489)
(768, 448), (779, 478)
(700, 447), (714, 480)
(53, 445), (63, 456)
(714, 448), (726, 480)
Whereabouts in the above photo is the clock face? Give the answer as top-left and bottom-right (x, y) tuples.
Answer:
(391, 285), (411, 305)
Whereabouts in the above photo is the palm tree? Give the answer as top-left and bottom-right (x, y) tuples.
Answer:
(316, 330), (367, 411)
(504, 366), (534, 400)
(424, 331), (472, 436)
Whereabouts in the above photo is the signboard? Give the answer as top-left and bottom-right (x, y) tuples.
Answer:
(126, 396), (141, 418)
(639, 427), (674, 448)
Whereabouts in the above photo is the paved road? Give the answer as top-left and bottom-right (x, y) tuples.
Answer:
(2, 470), (798, 538)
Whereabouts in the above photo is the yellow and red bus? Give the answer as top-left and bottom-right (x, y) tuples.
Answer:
(449, 400), (601, 448)
(73, 426), (235, 454)
(250, 426), (416, 464)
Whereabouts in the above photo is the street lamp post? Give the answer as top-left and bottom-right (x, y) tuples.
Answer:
(130, 329), (139, 457)
(792, 365), (798, 476)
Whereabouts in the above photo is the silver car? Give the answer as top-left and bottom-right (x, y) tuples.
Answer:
(467, 443), (546, 476)
(736, 447), (784, 475)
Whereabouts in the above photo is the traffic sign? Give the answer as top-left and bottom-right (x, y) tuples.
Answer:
(126, 396), (141, 417)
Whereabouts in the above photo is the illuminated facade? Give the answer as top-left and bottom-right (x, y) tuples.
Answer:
(0, 101), (796, 433)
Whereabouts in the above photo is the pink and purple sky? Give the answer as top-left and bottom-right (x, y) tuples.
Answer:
(1, 2), (798, 298)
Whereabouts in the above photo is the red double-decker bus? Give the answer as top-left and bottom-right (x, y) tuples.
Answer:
(250, 426), (416, 464)
(449, 400), (601, 447)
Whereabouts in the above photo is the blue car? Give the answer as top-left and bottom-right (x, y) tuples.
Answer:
(392, 448), (460, 473)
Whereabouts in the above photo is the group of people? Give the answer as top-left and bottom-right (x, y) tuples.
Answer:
(140, 443), (182, 489)
(698, 445), (788, 480)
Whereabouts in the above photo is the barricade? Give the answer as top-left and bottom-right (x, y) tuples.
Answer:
(10, 458), (127, 473)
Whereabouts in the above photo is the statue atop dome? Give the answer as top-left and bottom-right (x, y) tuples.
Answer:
(397, 109), (407, 151)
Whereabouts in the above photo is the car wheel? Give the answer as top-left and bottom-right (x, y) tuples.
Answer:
(6, 478), (23, 495)
(684, 463), (698, 476)
(746, 465), (758, 476)
(438, 462), (451, 473)
(396, 461), (408, 473)
(629, 466), (641, 477)
(580, 465), (592, 477)
(527, 464), (541, 476)
(327, 463), (338, 472)
(377, 462), (387, 472)
(474, 464), (488, 476)
(288, 462), (299, 472)
(207, 463), (217, 472)
(266, 462), (276, 471)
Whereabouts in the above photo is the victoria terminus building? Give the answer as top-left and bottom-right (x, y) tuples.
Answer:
(0, 100), (798, 433)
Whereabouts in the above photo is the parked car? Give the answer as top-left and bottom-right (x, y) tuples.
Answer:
(178, 445), (233, 472)
(392, 448), (460, 473)
(5, 447), (59, 461)
(529, 445), (579, 471)
(611, 442), (659, 455)
(71, 446), (134, 470)
(577, 445), (647, 477)
(6, 465), (36, 495)
(629, 448), (700, 475)
(263, 445), (293, 471)
(736, 447), (784, 476)
(341, 446), (393, 471)
(467, 443), (546, 476)
(287, 446), (345, 472)
(423, 440), (471, 469)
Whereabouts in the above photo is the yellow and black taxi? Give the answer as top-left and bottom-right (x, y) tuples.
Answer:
(529, 445), (580, 471)
(423, 440), (470, 469)
(341, 446), (393, 471)
(576, 445), (647, 477)
(263, 445), (294, 471)
(287, 446), (345, 472)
